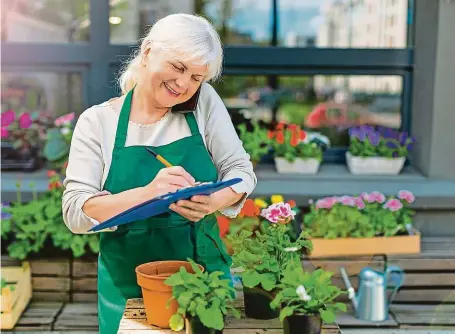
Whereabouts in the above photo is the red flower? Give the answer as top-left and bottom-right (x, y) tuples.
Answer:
(275, 131), (285, 144)
(240, 199), (260, 217)
(47, 170), (57, 177)
(287, 124), (297, 131)
(267, 130), (275, 139)
(287, 200), (296, 208)
(290, 131), (299, 147)
(276, 122), (286, 130)
(48, 181), (62, 190)
(300, 130), (306, 140)
(217, 215), (231, 237)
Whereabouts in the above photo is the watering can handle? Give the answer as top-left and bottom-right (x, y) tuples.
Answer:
(386, 265), (405, 304)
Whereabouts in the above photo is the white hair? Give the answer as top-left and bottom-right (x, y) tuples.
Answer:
(118, 13), (223, 94)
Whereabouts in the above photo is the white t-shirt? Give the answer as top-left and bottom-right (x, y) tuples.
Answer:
(62, 83), (257, 233)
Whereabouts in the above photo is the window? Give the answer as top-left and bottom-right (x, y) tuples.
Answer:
(1, 0), (90, 43)
(1, 71), (83, 117)
(212, 75), (403, 148)
(109, 0), (194, 44)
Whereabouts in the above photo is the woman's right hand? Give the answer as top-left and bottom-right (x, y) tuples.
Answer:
(142, 166), (196, 200)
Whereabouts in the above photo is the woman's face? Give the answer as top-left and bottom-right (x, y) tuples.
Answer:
(139, 51), (209, 109)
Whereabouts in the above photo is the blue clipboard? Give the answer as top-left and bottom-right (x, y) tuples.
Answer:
(88, 178), (242, 232)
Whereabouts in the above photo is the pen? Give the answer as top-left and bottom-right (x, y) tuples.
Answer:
(145, 147), (173, 168)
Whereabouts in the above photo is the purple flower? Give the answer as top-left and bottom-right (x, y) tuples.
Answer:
(383, 199), (403, 211)
(367, 132), (380, 146)
(348, 127), (366, 141)
(360, 125), (376, 134)
(1, 201), (12, 220)
(386, 140), (398, 149)
(1, 110), (15, 127)
(19, 113), (33, 129)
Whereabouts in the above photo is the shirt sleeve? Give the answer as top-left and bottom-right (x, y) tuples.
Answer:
(62, 108), (114, 234)
(201, 83), (257, 218)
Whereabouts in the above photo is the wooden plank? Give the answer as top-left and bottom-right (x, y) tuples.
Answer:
(31, 277), (70, 292)
(73, 277), (97, 292)
(391, 304), (455, 325)
(12, 302), (63, 331)
(72, 292), (98, 302)
(59, 302), (98, 315)
(72, 259), (98, 277)
(394, 289), (455, 303)
(125, 298), (145, 309)
(53, 316), (99, 331)
(334, 306), (397, 327)
(31, 292), (69, 302)
(29, 259), (70, 276)
(389, 258), (455, 270)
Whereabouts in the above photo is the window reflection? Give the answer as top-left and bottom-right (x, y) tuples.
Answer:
(213, 75), (402, 147)
(1, 0), (90, 43)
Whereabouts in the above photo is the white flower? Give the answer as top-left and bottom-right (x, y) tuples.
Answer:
(296, 285), (312, 301)
(284, 247), (299, 252)
(60, 127), (70, 135)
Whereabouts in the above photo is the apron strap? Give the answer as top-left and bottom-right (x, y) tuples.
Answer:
(184, 112), (200, 136)
(114, 88), (134, 149)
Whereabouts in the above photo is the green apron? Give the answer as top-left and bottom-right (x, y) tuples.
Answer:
(97, 88), (232, 334)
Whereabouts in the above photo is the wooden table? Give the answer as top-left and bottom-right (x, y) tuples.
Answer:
(118, 299), (341, 333)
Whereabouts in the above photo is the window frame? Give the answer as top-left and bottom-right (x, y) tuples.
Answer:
(1, 0), (415, 163)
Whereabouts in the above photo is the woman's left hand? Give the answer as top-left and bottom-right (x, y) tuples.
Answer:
(169, 195), (217, 222)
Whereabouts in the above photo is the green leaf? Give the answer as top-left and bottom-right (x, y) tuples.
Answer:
(320, 309), (336, 323)
(279, 306), (295, 322)
(165, 272), (184, 286)
(241, 270), (261, 288)
(169, 314), (184, 331)
(199, 306), (224, 330)
(260, 273), (276, 291)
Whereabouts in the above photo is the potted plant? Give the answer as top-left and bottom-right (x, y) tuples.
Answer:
(43, 112), (75, 171)
(346, 125), (415, 175)
(270, 258), (346, 334)
(227, 202), (313, 319)
(165, 258), (240, 333)
(303, 190), (420, 258)
(1, 167), (100, 260)
(269, 122), (327, 174)
(237, 122), (271, 169)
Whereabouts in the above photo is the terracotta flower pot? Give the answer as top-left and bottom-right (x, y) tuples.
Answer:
(136, 260), (204, 328)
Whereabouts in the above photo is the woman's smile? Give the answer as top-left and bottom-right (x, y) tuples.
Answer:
(164, 82), (181, 97)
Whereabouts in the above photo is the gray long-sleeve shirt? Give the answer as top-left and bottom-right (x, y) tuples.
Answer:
(62, 83), (257, 234)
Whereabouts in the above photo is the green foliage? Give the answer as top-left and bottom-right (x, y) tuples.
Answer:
(1, 172), (99, 260)
(227, 222), (313, 292)
(270, 258), (346, 323)
(237, 122), (270, 165)
(165, 259), (240, 331)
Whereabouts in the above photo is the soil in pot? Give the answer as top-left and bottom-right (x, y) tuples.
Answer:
(136, 260), (204, 328)
(185, 316), (223, 334)
(283, 314), (322, 334)
(243, 286), (279, 319)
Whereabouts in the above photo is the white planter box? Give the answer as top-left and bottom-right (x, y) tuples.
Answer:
(346, 152), (405, 175)
(275, 157), (320, 174)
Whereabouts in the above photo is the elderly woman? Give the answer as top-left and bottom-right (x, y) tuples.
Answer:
(62, 14), (256, 333)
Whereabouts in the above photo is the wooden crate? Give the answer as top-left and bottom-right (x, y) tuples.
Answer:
(308, 228), (421, 258)
(1, 262), (33, 330)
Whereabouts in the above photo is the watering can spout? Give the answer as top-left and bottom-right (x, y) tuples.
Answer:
(340, 266), (358, 311)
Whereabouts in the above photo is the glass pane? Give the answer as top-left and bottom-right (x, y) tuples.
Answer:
(1, 0), (90, 43)
(212, 74), (402, 147)
(109, 0), (194, 44)
(1, 71), (83, 171)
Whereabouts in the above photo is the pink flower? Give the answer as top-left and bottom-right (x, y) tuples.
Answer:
(1, 127), (9, 138)
(360, 192), (369, 200)
(339, 196), (356, 207)
(261, 202), (296, 224)
(1, 110), (15, 127)
(398, 190), (415, 204)
(316, 197), (337, 210)
(19, 113), (33, 129)
(365, 191), (386, 204)
(354, 197), (365, 209)
(383, 199), (403, 212)
(55, 112), (75, 127)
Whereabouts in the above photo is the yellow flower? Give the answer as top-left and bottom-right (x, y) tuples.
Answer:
(254, 198), (268, 208)
(271, 195), (284, 204)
